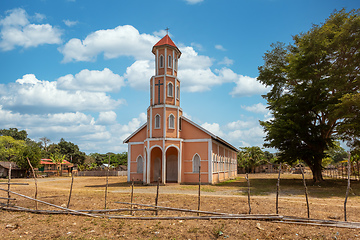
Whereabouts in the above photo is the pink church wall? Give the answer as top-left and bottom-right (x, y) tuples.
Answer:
(180, 120), (211, 139)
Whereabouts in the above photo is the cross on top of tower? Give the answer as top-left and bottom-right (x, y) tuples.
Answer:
(165, 27), (169, 35)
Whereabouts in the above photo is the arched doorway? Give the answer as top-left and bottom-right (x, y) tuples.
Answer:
(166, 146), (178, 183)
(150, 147), (162, 183)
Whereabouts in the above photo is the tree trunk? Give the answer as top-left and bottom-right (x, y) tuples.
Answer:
(309, 159), (323, 182)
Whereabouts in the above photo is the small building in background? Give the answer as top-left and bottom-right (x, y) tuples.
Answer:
(38, 159), (73, 176)
(0, 161), (26, 178)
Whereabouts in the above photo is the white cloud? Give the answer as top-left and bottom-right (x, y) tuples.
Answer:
(201, 122), (225, 137)
(184, 0), (204, 4)
(218, 57), (233, 66)
(34, 13), (46, 22)
(96, 111), (117, 125)
(241, 103), (268, 114)
(57, 68), (125, 92)
(63, 19), (78, 27)
(230, 75), (269, 97)
(190, 42), (204, 51)
(179, 46), (213, 69)
(215, 44), (226, 51)
(1, 74), (124, 114)
(59, 25), (159, 62)
(0, 8), (62, 51)
(124, 60), (154, 90)
(200, 119), (267, 150)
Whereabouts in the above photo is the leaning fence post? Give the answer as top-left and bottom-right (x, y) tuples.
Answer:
(245, 173), (251, 214)
(276, 163), (281, 214)
(67, 171), (74, 208)
(344, 152), (351, 221)
(300, 163), (310, 218)
(7, 164), (11, 207)
(26, 157), (38, 210)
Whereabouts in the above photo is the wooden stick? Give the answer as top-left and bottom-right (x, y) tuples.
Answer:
(101, 215), (284, 221)
(0, 183), (29, 185)
(155, 177), (160, 216)
(130, 178), (134, 215)
(115, 202), (233, 215)
(300, 163), (310, 218)
(245, 173), (251, 214)
(344, 152), (351, 221)
(0, 187), (98, 218)
(198, 165), (201, 216)
(104, 155), (110, 210)
(67, 171), (74, 208)
(276, 163), (281, 214)
(7, 163), (11, 206)
(26, 157), (38, 210)
(0, 197), (16, 200)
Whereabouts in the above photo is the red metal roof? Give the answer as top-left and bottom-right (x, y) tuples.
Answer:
(40, 159), (72, 165)
(154, 34), (177, 48)
(152, 35), (181, 55)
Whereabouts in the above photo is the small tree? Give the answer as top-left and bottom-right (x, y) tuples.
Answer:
(50, 153), (65, 176)
(238, 146), (266, 173)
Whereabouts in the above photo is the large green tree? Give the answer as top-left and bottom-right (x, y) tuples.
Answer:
(0, 128), (28, 141)
(258, 9), (360, 182)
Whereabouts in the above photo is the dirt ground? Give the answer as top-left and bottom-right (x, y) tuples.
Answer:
(1, 174), (360, 239)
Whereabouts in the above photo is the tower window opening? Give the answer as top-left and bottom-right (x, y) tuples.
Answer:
(168, 82), (173, 97)
(155, 114), (161, 129)
(168, 55), (172, 68)
(159, 55), (164, 68)
(169, 114), (175, 129)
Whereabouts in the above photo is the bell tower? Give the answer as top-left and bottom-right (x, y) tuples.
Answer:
(147, 34), (182, 139)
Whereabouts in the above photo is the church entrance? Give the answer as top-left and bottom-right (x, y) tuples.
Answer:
(166, 147), (178, 183)
(150, 147), (162, 183)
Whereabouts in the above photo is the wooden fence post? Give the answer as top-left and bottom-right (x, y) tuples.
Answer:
(130, 178), (134, 215)
(300, 163), (310, 218)
(198, 165), (201, 216)
(104, 155), (110, 210)
(7, 164), (11, 207)
(155, 177), (160, 216)
(276, 163), (281, 214)
(344, 152), (351, 221)
(67, 171), (74, 208)
(26, 157), (38, 210)
(245, 173), (251, 214)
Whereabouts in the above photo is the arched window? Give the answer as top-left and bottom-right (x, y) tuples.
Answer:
(175, 58), (178, 71)
(168, 55), (172, 68)
(137, 156), (143, 173)
(176, 86), (180, 100)
(193, 154), (200, 173)
(155, 114), (161, 129)
(167, 82), (173, 97)
(159, 55), (164, 68)
(169, 114), (175, 129)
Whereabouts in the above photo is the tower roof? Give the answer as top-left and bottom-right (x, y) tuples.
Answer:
(152, 34), (181, 56)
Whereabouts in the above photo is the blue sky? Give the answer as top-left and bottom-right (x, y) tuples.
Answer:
(0, 0), (358, 154)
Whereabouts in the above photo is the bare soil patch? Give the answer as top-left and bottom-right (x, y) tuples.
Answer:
(1, 174), (360, 239)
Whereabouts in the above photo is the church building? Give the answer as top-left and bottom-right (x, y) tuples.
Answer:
(124, 34), (239, 184)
